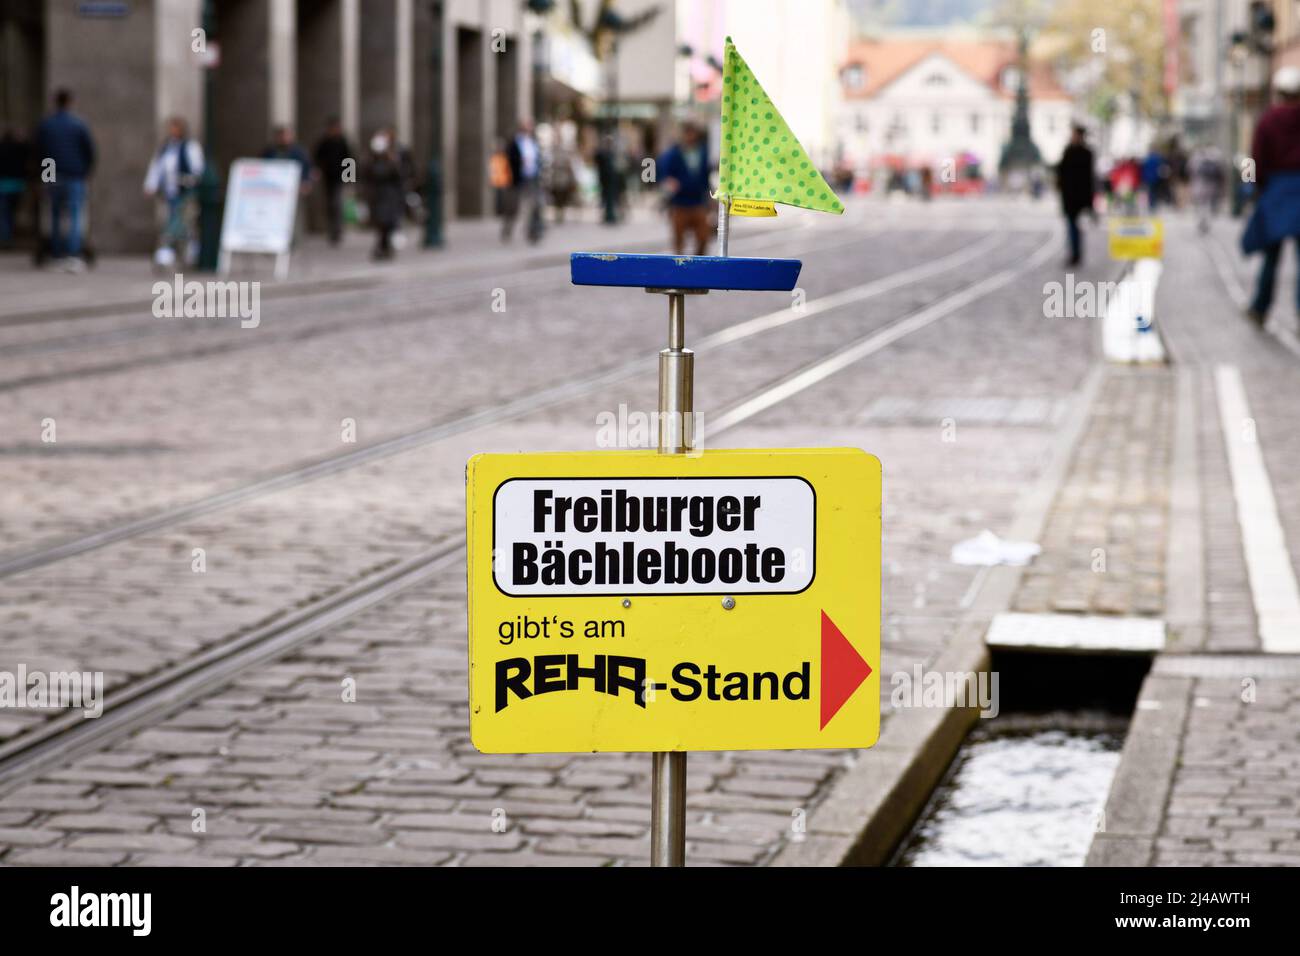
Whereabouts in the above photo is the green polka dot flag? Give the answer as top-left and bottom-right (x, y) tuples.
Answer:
(717, 36), (843, 215)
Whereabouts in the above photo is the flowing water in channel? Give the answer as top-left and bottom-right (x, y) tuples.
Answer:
(894, 712), (1127, 867)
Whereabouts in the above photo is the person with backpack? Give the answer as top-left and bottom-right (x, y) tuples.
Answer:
(143, 116), (205, 268)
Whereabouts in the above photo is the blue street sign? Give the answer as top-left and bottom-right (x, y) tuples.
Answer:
(570, 253), (802, 292)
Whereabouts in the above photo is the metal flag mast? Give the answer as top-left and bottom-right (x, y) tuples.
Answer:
(568, 244), (800, 867)
(648, 182), (730, 867)
(650, 283), (696, 867)
(717, 196), (731, 258)
(561, 32), (841, 869)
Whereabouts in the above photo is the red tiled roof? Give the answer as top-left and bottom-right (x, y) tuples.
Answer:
(842, 36), (1070, 101)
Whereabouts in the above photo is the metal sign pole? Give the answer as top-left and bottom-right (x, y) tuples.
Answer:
(717, 197), (730, 257)
(648, 191), (727, 865)
(650, 289), (694, 866)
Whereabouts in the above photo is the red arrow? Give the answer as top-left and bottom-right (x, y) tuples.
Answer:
(820, 610), (872, 729)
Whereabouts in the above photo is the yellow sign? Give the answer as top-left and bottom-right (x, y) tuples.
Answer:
(729, 198), (778, 218)
(1108, 217), (1163, 259)
(466, 448), (881, 753)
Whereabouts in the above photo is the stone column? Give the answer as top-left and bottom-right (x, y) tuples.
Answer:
(268, 0), (295, 130)
(43, 0), (161, 252)
(340, 0), (359, 144)
(395, 0), (413, 148)
(296, 0), (345, 146)
(210, 0), (273, 176)
(452, 25), (484, 217)
(359, 0), (398, 138)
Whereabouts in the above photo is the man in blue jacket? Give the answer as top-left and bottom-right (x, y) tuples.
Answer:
(34, 89), (96, 268)
(658, 122), (713, 255)
(1243, 67), (1300, 326)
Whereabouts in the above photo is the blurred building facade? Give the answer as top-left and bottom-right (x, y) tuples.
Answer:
(2, 0), (861, 252)
(837, 32), (1072, 178)
(532, 0), (677, 163)
(1274, 0), (1300, 66)
(676, 0), (849, 170)
(1173, 0), (1278, 155)
(1173, 0), (1227, 144)
(0, 0), (536, 253)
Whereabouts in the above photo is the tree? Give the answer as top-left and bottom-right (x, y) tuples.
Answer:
(568, 0), (660, 61)
(566, 1), (662, 140)
(1048, 0), (1169, 122)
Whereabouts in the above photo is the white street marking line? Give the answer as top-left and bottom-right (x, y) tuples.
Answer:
(711, 236), (1062, 434)
(959, 565), (991, 609)
(695, 231), (1005, 352)
(1204, 234), (1247, 306)
(1214, 364), (1300, 651)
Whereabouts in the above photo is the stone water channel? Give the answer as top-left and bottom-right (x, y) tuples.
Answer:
(893, 649), (1151, 867)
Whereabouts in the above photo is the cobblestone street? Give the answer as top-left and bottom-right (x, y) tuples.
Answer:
(4, 2), (1300, 943)
(0, 198), (1084, 865)
(0, 192), (1298, 874)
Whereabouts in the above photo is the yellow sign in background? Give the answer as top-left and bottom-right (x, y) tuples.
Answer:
(1108, 216), (1164, 260)
(466, 448), (881, 754)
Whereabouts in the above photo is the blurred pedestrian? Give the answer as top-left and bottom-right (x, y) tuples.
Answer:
(595, 134), (623, 225)
(1141, 147), (1168, 211)
(502, 120), (543, 243)
(263, 125), (313, 244)
(548, 139), (579, 225)
(1189, 145), (1226, 234)
(1167, 136), (1190, 208)
(1242, 67), (1300, 326)
(657, 122), (711, 255)
(34, 88), (95, 270)
(833, 161), (854, 194)
(363, 128), (409, 260)
(142, 116), (205, 269)
(313, 116), (352, 245)
(490, 136), (516, 237)
(0, 127), (29, 247)
(1110, 157), (1140, 213)
(1055, 124), (1095, 267)
(263, 124), (312, 184)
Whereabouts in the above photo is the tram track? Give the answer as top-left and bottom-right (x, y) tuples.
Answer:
(0, 215), (1052, 369)
(0, 230), (1061, 793)
(0, 220), (894, 394)
(0, 218), (845, 365)
(0, 228), (1009, 579)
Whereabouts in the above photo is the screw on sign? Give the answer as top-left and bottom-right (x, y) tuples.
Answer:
(464, 37), (874, 867)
